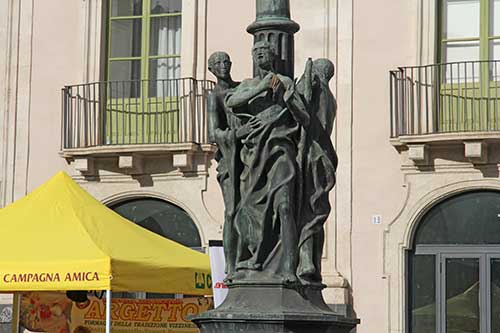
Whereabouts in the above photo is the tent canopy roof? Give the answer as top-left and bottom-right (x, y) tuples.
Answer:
(0, 172), (211, 295)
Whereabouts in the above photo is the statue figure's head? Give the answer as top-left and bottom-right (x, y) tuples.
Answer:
(252, 41), (276, 71)
(208, 51), (232, 80)
(312, 58), (335, 83)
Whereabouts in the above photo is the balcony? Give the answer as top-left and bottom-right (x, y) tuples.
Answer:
(390, 60), (500, 164)
(60, 78), (215, 174)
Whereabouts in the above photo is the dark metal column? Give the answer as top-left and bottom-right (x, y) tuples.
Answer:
(247, 0), (300, 78)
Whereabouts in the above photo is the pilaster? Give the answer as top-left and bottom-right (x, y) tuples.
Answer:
(1, 0), (34, 206)
(333, 0), (354, 293)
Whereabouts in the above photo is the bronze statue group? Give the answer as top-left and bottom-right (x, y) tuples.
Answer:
(207, 41), (337, 288)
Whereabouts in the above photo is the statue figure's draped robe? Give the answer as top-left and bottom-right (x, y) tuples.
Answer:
(227, 80), (300, 278)
(225, 75), (337, 284)
(295, 79), (338, 283)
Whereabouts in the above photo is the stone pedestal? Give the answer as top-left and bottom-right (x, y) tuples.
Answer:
(192, 284), (359, 333)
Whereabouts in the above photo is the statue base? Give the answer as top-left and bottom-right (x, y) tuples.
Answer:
(192, 284), (359, 333)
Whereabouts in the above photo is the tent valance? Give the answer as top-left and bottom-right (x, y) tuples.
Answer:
(0, 172), (212, 296)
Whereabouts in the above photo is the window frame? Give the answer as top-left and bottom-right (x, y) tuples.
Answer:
(438, 0), (500, 88)
(407, 190), (500, 333)
(106, 0), (182, 84)
(409, 247), (500, 333)
(104, 0), (183, 145)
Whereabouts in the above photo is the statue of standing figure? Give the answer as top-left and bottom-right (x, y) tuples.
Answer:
(207, 51), (241, 280)
(207, 42), (337, 287)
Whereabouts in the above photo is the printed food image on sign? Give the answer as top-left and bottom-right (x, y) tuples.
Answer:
(20, 292), (72, 333)
(20, 292), (213, 333)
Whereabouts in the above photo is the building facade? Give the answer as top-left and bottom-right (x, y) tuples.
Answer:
(2, 0), (500, 332)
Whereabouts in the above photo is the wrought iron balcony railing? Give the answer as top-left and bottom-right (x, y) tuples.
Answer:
(390, 60), (500, 138)
(61, 78), (214, 149)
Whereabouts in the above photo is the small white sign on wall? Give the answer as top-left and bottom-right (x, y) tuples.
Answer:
(208, 240), (228, 308)
(372, 215), (382, 225)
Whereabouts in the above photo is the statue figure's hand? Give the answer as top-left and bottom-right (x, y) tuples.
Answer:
(214, 128), (235, 144)
(270, 74), (282, 93)
(258, 72), (276, 91)
(236, 117), (262, 139)
(283, 84), (296, 102)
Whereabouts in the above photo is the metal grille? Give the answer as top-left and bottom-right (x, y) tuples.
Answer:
(61, 78), (214, 149)
(390, 60), (500, 138)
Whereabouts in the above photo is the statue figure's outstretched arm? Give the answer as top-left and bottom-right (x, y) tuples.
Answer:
(225, 73), (274, 108)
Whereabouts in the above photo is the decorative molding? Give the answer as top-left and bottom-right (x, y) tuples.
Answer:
(0, 0), (12, 207)
(60, 143), (207, 158)
(118, 155), (144, 173)
(181, 0), (199, 78)
(391, 131), (500, 146)
(93, 185), (221, 246)
(408, 144), (428, 163)
(1, 0), (34, 205)
(173, 152), (194, 170)
(464, 141), (488, 163)
(334, 0), (353, 287)
(384, 178), (500, 332)
(73, 158), (93, 174)
(391, 132), (500, 174)
(417, 0), (437, 65)
(82, 0), (106, 82)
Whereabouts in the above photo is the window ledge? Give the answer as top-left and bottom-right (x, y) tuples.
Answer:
(390, 131), (500, 147)
(60, 143), (216, 158)
(390, 132), (500, 166)
(60, 143), (216, 175)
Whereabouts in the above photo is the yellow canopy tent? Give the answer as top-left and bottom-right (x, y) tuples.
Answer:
(0, 171), (212, 296)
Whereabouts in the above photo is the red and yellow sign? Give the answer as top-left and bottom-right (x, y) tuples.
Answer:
(20, 292), (212, 333)
(3, 272), (101, 284)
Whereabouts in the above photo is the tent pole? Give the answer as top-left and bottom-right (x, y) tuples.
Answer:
(106, 290), (112, 333)
(11, 293), (20, 333)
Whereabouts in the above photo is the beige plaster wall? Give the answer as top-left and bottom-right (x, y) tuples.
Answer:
(203, 1), (336, 80)
(1, 0), (87, 203)
(27, 0), (83, 191)
(1, 0), (461, 332)
(350, 0), (417, 332)
(205, 0), (254, 80)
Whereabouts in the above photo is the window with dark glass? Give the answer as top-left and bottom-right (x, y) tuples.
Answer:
(408, 191), (500, 333)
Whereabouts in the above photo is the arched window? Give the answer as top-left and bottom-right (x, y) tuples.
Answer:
(408, 191), (500, 333)
(110, 198), (201, 248)
(109, 198), (201, 298)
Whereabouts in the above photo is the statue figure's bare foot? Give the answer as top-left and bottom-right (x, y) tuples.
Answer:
(236, 261), (262, 270)
(225, 270), (247, 283)
(297, 262), (316, 277)
(282, 272), (298, 285)
(224, 271), (236, 283)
